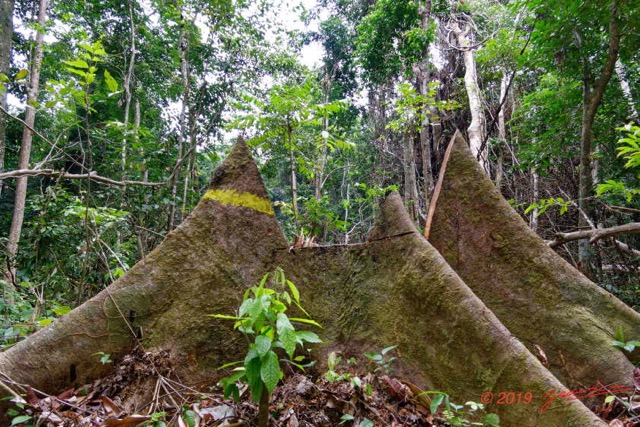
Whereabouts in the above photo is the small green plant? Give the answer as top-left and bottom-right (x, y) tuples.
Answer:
(323, 351), (363, 389)
(612, 326), (640, 353)
(211, 268), (322, 427)
(418, 391), (500, 427)
(364, 345), (397, 374)
(142, 412), (167, 427)
(93, 351), (112, 364)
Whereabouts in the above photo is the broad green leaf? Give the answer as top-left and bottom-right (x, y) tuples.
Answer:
(604, 395), (616, 404)
(482, 413), (500, 427)
(104, 70), (118, 92)
(182, 409), (197, 427)
(11, 415), (32, 425)
(255, 335), (271, 357)
(295, 330), (322, 344)
(430, 393), (445, 414)
(52, 305), (71, 316)
(244, 351), (263, 402)
(358, 419), (374, 427)
(260, 350), (281, 393)
(64, 59), (89, 69)
(277, 313), (297, 358)
(14, 69), (28, 80)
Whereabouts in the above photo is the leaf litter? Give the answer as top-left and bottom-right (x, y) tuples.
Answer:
(4, 347), (640, 426)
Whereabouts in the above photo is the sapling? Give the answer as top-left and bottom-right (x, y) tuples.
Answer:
(211, 268), (321, 427)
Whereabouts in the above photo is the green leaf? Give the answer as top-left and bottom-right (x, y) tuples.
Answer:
(52, 305), (71, 316)
(210, 314), (243, 320)
(358, 419), (374, 427)
(14, 69), (28, 80)
(64, 59), (89, 69)
(430, 393), (446, 414)
(482, 413), (500, 427)
(11, 415), (32, 425)
(255, 335), (272, 358)
(295, 330), (322, 344)
(104, 70), (118, 92)
(182, 410), (197, 427)
(604, 395), (616, 404)
(289, 317), (322, 328)
(340, 414), (354, 423)
(286, 279), (300, 303)
(260, 350), (280, 394)
(244, 351), (263, 402)
(277, 313), (297, 358)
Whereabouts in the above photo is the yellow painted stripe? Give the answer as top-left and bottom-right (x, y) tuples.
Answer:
(202, 189), (274, 215)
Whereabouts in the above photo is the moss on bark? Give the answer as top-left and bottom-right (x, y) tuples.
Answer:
(428, 131), (640, 391)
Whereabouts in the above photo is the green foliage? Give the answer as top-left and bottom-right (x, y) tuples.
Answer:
(596, 124), (640, 203)
(611, 326), (640, 353)
(418, 391), (501, 427)
(524, 197), (571, 217)
(212, 268), (321, 406)
(355, 0), (434, 83)
(387, 82), (459, 133)
(323, 351), (361, 388)
(363, 345), (397, 374)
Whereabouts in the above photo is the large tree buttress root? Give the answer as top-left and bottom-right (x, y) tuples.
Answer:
(0, 139), (618, 426)
(427, 131), (640, 391)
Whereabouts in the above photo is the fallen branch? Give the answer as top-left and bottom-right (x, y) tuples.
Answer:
(0, 168), (163, 187)
(548, 222), (640, 248)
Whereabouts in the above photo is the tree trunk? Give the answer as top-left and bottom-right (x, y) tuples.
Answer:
(5, 0), (47, 281)
(530, 170), (539, 232)
(168, 17), (190, 232)
(452, 19), (487, 173)
(402, 132), (419, 223)
(0, 0), (13, 198)
(577, 3), (621, 272)
(121, 0), (137, 176)
(495, 71), (508, 190)
(615, 59), (639, 120)
(0, 139), (615, 426)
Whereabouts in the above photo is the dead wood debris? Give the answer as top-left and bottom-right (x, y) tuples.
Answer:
(4, 350), (640, 426)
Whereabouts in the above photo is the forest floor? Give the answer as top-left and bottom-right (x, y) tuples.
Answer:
(5, 347), (639, 427)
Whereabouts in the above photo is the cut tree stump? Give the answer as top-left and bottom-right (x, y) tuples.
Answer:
(0, 138), (622, 426)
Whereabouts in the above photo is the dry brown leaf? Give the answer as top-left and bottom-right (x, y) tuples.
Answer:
(100, 396), (122, 416)
(608, 419), (624, 427)
(26, 387), (39, 406)
(533, 344), (549, 367)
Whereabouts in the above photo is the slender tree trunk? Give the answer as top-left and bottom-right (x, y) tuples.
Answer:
(415, 0), (433, 214)
(288, 128), (299, 230)
(452, 20), (487, 172)
(403, 132), (419, 223)
(168, 18), (190, 232)
(495, 71), (509, 190)
(121, 0), (137, 176)
(530, 170), (539, 233)
(577, 1), (620, 270)
(0, 0), (13, 198)
(615, 59), (639, 120)
(5, 0), (47, 283)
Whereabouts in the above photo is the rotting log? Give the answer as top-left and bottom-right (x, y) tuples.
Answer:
(427, 131), (640, 392)
(0, 139), (609, 426)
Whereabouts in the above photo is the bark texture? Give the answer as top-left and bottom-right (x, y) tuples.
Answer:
(428, 132), (640, 392)
(0, 138), (623, 426)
